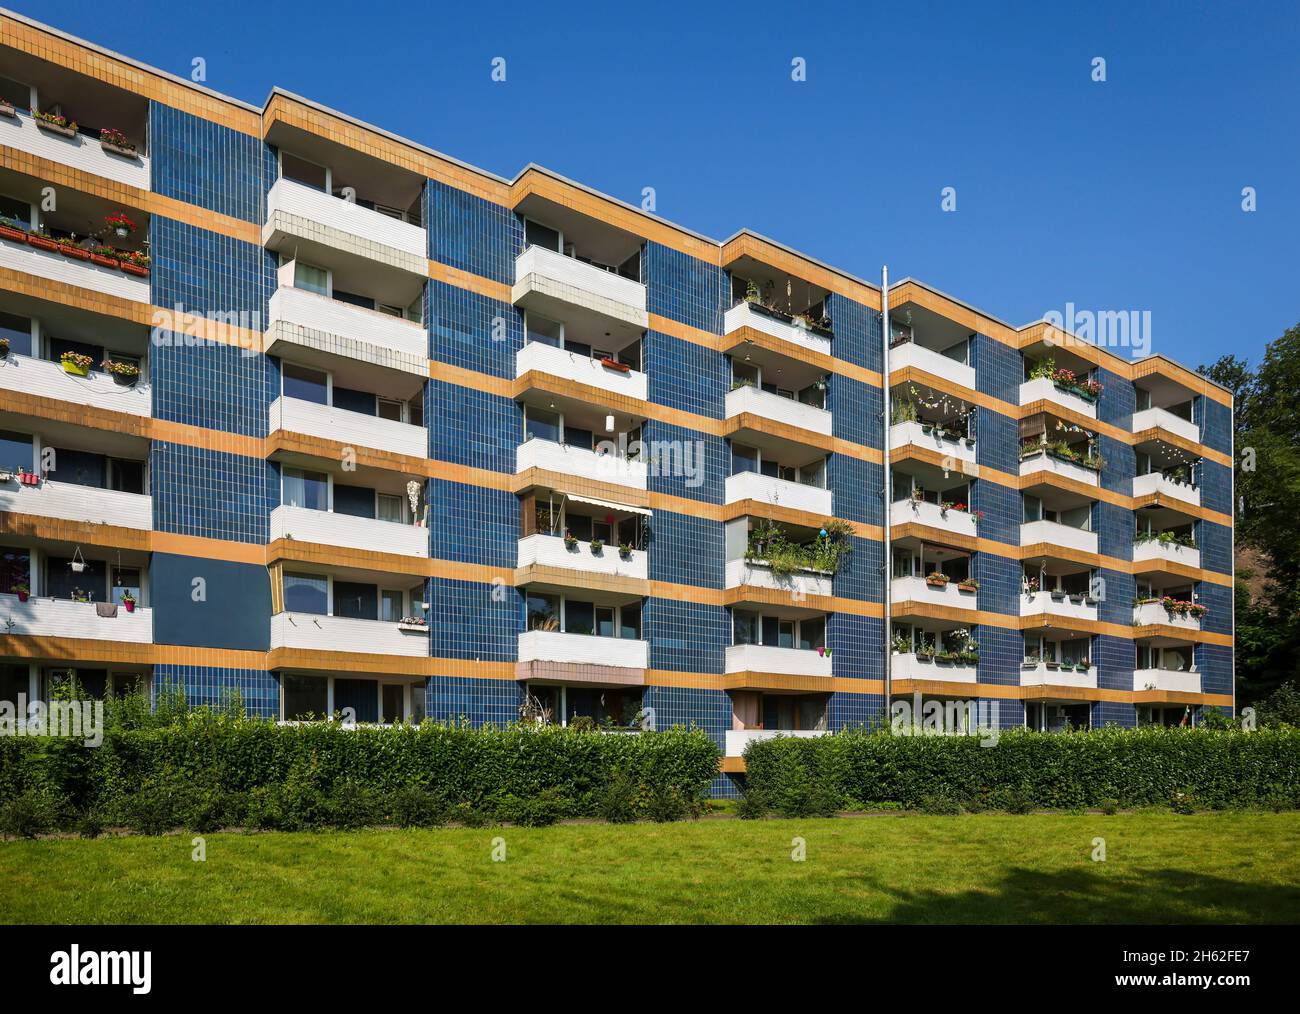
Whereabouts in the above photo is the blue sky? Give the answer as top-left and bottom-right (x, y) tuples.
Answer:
(12, 0), (1299, 370)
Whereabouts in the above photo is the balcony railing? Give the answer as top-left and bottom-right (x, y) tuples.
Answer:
(1132, 407), (1198, 442)
(269, 396), (427, 458)
(0, 478), (151, 530)
(889, 342), (976, 389)
(724, 471), (832, 515)
(889, 421), (976, 464)
(725, 643), (832, 677)
(1132, 471), (1200, 507)
(725, 559), (833, 599)
(1132, 538), (1200, 569)
(890, 498), (978, 536)
(0, 109), (149, 190)
(0, 353), (150, 417)
(1020, 519), (1097, 555)
(1133, 668), (1200, 694)
(0, 229), (149, 303)
(1021, 590), (1098, 622)
(517, 629), (648, 669)
(726, 384), (831, 435)
(724, 729), (829, 757)
(513, 245), (647, 328)
(1018, 447), (1100, 486)
(516, 438), (647, 490)
(891, 651), (979, 683)
(516, 341), (648, 401)
(270, 612), (427, 657)
(723, 301), (830, 357)
(517, 533), (648, 581)
(269, 504), (428, 557)
(0, 593), (152, 643)
(892, 575), (978, 610)
(266, 287), (427, 368)
(265, 177), (426, 265)
(1133, 601), (1202, 630)
(1020, 661), (1097, 688)
(1019, 376), (1098, 418)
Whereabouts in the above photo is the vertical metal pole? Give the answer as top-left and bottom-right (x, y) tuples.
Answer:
(881, 267), (893, 725)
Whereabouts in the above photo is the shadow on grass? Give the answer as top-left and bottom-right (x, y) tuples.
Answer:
(819, 865), (1300, 924)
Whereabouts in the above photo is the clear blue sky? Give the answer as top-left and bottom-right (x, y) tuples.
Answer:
(13, 0), (1299, 370)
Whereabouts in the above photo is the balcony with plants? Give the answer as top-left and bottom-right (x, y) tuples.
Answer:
(1020, 352), (1103, 418)
(518, 487), (649, 584)
(722, 261), (833, 357)
(0, 61), (149, 190)
(518, 591), (648, 675)
(1133, 513), (1200, 569)
(889, 382), (976, 465)
(891, 542), (978, 611)
(890, 623), (979, 682)
(886, 304), (976, 390)
(1134, 579), (1206, 631)
(726, 516), (850, 601)
(1020, 561), (1099, 623)
(1020, 632), (1096, 688)
(518, 309), (647, 402)
(518, 683), (647, 732)
(726, 349), (831, 436)
(0, 433), (151, 532)
(726, 609), (832, 678)
(1018, 413), (1102, 486)
(1132, 446), (1200, 507)
(890, 468), (981, 538)
(0, 544), (151, 643)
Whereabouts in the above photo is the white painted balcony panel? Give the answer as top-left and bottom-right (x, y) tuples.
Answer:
(1132, 540), (1201, 569)
(269, 504), (428, 557)
(518, 533), (648, 581)
(725, 559), (833, 598)
(513, 246), (647, 326)
(516, 438), (647, 490)
(0, 353), (150, 417)
(517, 630), (648, 669)
(0, 110), (149, 190)
(723, 302), (831, 357)
(271, 612), (427, 657)
(889, 342), (976, 389)
(0, 593), (152, 643)
(726, 385), (832, 435)
(1134, 602), (1202, 630)
(1132, 407), (1199, 442)
(516, 341), (648, 400)
(1020, 519), (1098, 555)
(725, 471), (832, 515)
(269, 396), (427, 458)
(890, 652), (979, 683)
(1020, 663), (1098, 689)
(266, 178), (426, 259)
(725, 644), (833, 677)
(1019, 377), (1098, 418)
(1134, 669), (1201, 694)
(1132, 471), (1201, 506)
(1021, 591), (1098, 622)
(890, 498), (978, 537)
(268, 286), (427, 360)
(892, 575), (977, 610)
(0, 479), (151, 530)
(1019, 449), (1100, 486)
(725, 729), (830, 757)
(889, 421), (976, 464)
(0, 235), (149, 303)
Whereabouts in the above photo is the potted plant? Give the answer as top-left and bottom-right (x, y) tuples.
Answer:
(618, 541), (634, 560)
(33, 108), (78, 138)
(99, 127), (137, 158)
(120, 590), (137, 613)
(118, 250), (150, 276)
(102, 359), (141, 386)
(1069, 592), (1085, 604)
(55, 236), (91, 261)
(1023, 576), (1039, 593)
(891, 633), (911, 654)
(1189, 603), (1208, 619)
(1075, 661), (1090, 672)
(0, 337), (8, 358)
(105, 212), (138, 238)
(599, 357), (631, 373)
(589, 538), (604, 554)
(26, 231), (60, 253)
(398, 615), (428, 632)
(13, 582), (29, 603)
(0, 98), (14, 119)
(60, 350), (94, 376)
(0, 216), (26, 243)
(563, 530), (578, 550)
(958, 578), (979, 593)
(1050, 587), (1066, 601)
(915, 639), (934, 662)
(1045, 659), (1060, 671)
(925, 570), (949, 588)
(89, 247), (120, 269)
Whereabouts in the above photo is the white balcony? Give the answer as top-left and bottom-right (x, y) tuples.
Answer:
(725, 643), (832, 677)
(1018, 448), (1100, 486)
(513, 245), (648, 329)
(0, 110), (150, 190)
(517, 630), (648, 669)
(270, 612), (427, 657)
(266, 286), (427, 372)
(1132, 471), (1200, 507)
(516, 438), (647, 490)
(0, 233), (149, 303)
(269, 504), (428, 558)
(518, 533), (648, 581)
(892, 575), (977, 610)
(1020, 662), (1097, 689)
(725, 471), (832, 515)
(0, 353), (150, 417)
(269, 396), (427, 458)
(725, 384), (832, 436)
(725, 559), (833, 598)
(891, 651), (979, 683)
(0, 479), (151, 531)
(1134, 668), (1201, 694)
(1019, 377), (1098, 419)
(889, 342), (976, 390)
(723, 302), (831, 357)
(725, 729), (829, 757)
(1132, 407), (1199, 442)
(1020, 519), (1098, 555)
(1132, 539), (1200, 569)
(890, 497), (978, 537)
(516, 341), (648, 401)
(265, 178), (427, 269)
(889, 421), (976, 464)
(0, 593), (152, 643)
(1134, 601), (1202, 631)
(1021, 591), (1098, 622)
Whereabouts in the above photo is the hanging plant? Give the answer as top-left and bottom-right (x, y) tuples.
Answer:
(104, 212), (138, 237)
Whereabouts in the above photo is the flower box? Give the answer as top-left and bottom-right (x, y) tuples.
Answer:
(89, 252), (120, 269)
(61, 360), (90, 377)
(398, 620), (429, 633)
(0, 338), (8, 358)
(1044, 661), (1060, 671)
(36, 119), (77, 139)
(120, 262), (149, 277)
(58, 244), (91, 261)
(915, 651), (933, 662)
(599, 357), (631, 373)
(26, 235), (60, 253)
(926, 577), (948, 588)
(61, 352), (94, 376)
(100, 140), (138, 159)
(0, 100), (14, 118)
(1050, 589), (1066, 601)
(958, 581), (979, 593)
(0, 224), (25, 243)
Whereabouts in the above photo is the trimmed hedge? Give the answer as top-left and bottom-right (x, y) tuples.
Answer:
(0, 718), (720, 833)
(743, 727), (1300, 813)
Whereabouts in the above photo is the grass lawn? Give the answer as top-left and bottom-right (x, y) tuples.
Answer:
(2, 812), (1298, 924)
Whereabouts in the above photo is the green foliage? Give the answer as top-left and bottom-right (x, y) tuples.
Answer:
(744, 726), (1300, 810)
(735, 788), (770, 820)
(596, 770), (639, 824)
(918, 793), (961, 815)
(76, 807), (105, 839)
(988, 786), (1035, 814)
(391, 786), (447, 828)
(1099, 798), (1120, 815)
(0, 792), (55, 838)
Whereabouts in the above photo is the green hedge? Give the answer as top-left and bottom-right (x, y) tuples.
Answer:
(0, 718), (720, 833)
(742, 727), (1300, 813)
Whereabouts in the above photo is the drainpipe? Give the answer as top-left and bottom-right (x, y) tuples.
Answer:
(881, 266), (893, 727)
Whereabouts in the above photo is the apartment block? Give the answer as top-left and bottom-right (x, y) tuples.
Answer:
(0, 12), (1234, 792)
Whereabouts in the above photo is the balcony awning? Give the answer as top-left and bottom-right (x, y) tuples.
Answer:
(561, 492), (651, 517)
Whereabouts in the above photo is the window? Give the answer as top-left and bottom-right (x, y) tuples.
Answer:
(283, 363), (328, 404)
(0, 429), (32, 474)
(620, 601), (642, 640)
(283, 468), (328, 510)
(733, 610), (758, 645)
(410, 680), (427, 723)
(283, 572), (328, 615)
(525, 407), (561, 443)
(294, 261), (330, 296)
(0, 664), (29, 704)
(799, 616), (826, 651)
(1022, 495), (1042, 523)
(108, 458), (144, 495)
(381, 684), (404, 724)
(0, 193), (29, 227)
(595, 606), (616, 638)
(334, 582), (377, 620)
(376, 399), (403, 422)
(525, 219), (561, 252)
(281, 152), (328, 191)
(731, 443), (759, 475)
(376, 494), (404, 524)
(565, 600), (595, 636)
(380, 590), (404, 622)
(526, 313), (563, 348)
(0, 312), (32, 357)
(0, 549), (29, 595)
(527, 592), (560, 631)
(283, 674), (328, 721)
(408, 396), (423, 427)
(798, 459), (826, 488)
